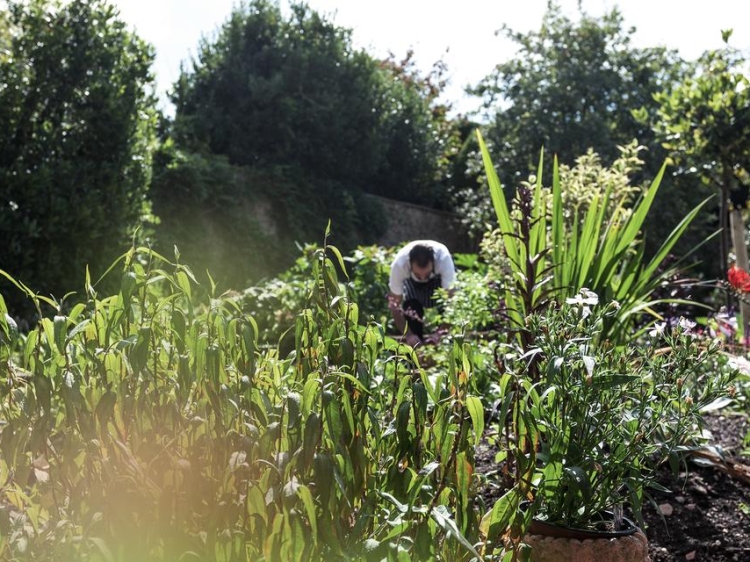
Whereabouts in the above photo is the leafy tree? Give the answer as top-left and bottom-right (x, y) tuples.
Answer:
(171, 1), (380, 183)
(462, 3), (683, 234)
(157, 0), (455, 288)
(0, 0), (157, 316)
(368, 52), (459, 208)
(654, 32), (750, 281)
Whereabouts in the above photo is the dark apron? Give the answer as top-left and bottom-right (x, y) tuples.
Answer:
(403, 274), (442, 308)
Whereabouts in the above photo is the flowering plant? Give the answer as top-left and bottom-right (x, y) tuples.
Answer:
(521, 293), (736, 530)
(714, 265), (750, 347)
(728, 265), (750, 294)
(475, 131), (734, 558)
(483, 290), (738, 554)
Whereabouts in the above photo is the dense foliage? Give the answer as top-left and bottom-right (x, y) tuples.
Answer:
(470, 5), (679, 187)
(1, 2), (749, 560)
(479, 133), (710, 344)
(473, 141), (737, 558)
(150, 148), (388, 289)
(654, 33), (750, 279)
(0, 239), (486, 561)
(0, 0), (157, 317)
(457, 4), (722, 277)
(0, 232), (743, 561)
(1, 0), (742, 314)
(170, 2), (452, 207)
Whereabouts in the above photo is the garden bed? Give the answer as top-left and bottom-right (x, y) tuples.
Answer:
(643, 413), (750, 562)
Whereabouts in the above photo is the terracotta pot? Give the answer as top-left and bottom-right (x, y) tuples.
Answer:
(528, 512), (639, 539)
(524, 515), (651, 562)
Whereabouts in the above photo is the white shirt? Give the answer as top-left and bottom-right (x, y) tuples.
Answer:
(388, 240), (456, 296)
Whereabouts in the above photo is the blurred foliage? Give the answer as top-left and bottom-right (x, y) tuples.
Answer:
(467, 4), (680, 185)
(237, 243), (320, 348)
(0, 0), (158, 318)
(344, 245), (396, 327)
(653, 32), (750, 278)
(238, 244), (396, 349)
(432, 254), (499, 335)
(150, 145), (387, 290)
(0, 241), (486, 561)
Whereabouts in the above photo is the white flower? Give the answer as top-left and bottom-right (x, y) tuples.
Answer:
(566, 291), (599, 307)
(649, 321), (667, 338)
(566, 289), (599, 318)
(678, 317), (697, 334)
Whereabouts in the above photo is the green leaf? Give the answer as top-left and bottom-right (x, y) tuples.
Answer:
(95, 391), (117, 427)
(465, 396), (484, 447)
(328, 245), (349, 281)
(53, 314), (67, 354)
(287, 392), (302, 430)
(396, 400), (412, 450)
(430, 505), (482, 559)
(314, 453), (334, 508)
(175, 270), (193, 301)
(88, 537), (115, 562)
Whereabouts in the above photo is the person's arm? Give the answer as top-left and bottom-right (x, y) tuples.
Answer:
(387, 292), (406, 333)
(387, 292), (421, 346)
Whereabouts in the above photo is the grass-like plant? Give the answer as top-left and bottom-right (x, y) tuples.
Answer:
(477, 130), (714, 345)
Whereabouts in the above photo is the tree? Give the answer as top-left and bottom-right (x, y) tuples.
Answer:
(0, 0), (157, 316)
(368, 51), (459, 208)
(654, 32), (750, 309)
(171, 1), (380, 183)
(157, 0), (456, 288)
(463, 3), (683, 231)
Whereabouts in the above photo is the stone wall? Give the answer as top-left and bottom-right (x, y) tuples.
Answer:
(367, 195), (477, 254)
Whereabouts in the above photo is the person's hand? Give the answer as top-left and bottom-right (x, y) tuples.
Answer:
(422, 332), (440, 345)
(423, 327), (448, 345)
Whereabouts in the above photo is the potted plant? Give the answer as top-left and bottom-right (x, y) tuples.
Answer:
(517, 294), (734, 559)
(474, 132), (737, 561)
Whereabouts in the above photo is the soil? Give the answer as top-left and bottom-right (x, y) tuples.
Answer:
(642, 413), (750, 562)
(475, 412), (750, 562)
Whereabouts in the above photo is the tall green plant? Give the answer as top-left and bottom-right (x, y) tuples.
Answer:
(0, 230), (485, 560)
(478, 130), (713, 344)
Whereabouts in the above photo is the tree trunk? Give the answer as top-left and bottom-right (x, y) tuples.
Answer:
(730, 209), (749, 344)
(721, 186), (731, 307)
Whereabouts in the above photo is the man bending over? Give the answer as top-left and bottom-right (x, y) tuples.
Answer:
(387, 240), (455, 347)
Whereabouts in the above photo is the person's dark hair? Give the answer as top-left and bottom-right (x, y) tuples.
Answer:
(408, 244), (434, 268)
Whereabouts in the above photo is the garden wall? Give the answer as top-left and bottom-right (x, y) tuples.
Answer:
(368, 195), (476, 254)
